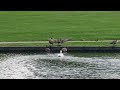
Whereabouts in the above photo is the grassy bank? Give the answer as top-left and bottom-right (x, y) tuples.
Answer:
(0, 11), (120, 42)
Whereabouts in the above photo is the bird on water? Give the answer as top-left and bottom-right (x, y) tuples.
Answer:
(57, 50), (64, 57)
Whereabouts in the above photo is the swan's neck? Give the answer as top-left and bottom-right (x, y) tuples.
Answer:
(60, 50), (62, 53)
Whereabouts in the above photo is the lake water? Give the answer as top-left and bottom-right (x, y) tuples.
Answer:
(0, 52), (120, 79)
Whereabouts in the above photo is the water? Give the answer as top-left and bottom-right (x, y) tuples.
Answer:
(0, 52), (120, 79)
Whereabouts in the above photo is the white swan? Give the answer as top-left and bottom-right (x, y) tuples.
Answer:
(57, 50), (64, 57)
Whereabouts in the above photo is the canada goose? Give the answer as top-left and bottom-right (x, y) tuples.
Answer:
(56, 38), (70, 46)
(48, 38), (55, 46)
(62, 48), (67, 53)
(45, 48), (50, 53)
(57, 50), (64, 57)
(56, 38), (62, 46)
(81, 39), (85, 41)
(48, 38), (71, 46)
(60, 39), (71, 44)
(110, 40), (118, 47)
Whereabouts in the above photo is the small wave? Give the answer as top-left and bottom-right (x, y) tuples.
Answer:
(0, 53), (120, 79)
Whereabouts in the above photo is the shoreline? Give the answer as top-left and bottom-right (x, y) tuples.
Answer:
(0, 46), (120, 53)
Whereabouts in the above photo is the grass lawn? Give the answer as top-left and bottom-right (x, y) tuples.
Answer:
(0, 11), (120, 42)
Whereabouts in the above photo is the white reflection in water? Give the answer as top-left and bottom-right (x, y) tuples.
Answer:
(0, 53), (120, 79)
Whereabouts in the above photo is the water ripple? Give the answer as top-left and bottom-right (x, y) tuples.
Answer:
(0, 53), (120, 79)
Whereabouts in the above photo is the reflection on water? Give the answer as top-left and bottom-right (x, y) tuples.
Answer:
(0, 52), (120, 79)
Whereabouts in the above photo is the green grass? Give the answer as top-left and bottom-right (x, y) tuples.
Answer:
(0, 11), (120, 42)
